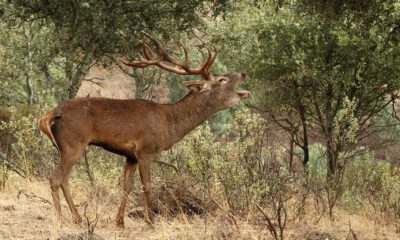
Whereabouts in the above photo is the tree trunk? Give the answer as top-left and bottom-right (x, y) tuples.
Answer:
(288, 137), (294, 172)
(24, 23), (35, 105)
(26, 77), (34, 105)
(293, 80), (310, 168)
(65, 50), (91, 99)
(65, 41), (74, 100)
(326, 122), (337, 179)
(67, 79), (81, 99)
(300, 112), (309, 168)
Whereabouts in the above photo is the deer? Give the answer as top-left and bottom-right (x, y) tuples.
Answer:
(38, 33), (250, 226)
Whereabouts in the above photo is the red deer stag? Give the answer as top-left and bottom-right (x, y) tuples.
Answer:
(39, 34), (250, 226)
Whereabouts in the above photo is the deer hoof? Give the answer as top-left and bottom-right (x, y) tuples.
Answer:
(116, 219), (125, 228)
(73, 217), (82, 225)
(144, 215), (154, 225)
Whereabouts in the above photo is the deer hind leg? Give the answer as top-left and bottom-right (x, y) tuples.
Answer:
(60, 158), (82, 224)
(115, 156), (138, 227)
(137, 154), (154, 224)
(50, 145), (84, 223)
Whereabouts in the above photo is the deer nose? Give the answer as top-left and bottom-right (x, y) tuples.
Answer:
(240, 73), (246, 79)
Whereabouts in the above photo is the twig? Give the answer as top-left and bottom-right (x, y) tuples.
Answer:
(0, 154), (27, 179)
(212, 199), (240, 230)
(83, 150), (96, 190)
(17, 190), (52, 205)
(154, 160), (179, 173)
(314, 200), (327, 224)
(83, 77), (105, 88)
(84, 77), (105, 81)
(83, 202), (101, 240)
(256, 204), (278, 240)
(392, 97), (400, 122)
(346, 221), (358, 240)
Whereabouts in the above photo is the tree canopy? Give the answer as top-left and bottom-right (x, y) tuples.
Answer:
(213, 0), (400, 177)
(1, 0), (230, 101)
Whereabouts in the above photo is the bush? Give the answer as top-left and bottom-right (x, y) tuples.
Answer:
(344, 151), (400, 218)
(0, 103), (57, 179)
(0, 88), (59, 186)
(159, 107), (302, 224)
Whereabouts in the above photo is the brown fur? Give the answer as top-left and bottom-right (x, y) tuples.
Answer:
(38, 111), (59, 154)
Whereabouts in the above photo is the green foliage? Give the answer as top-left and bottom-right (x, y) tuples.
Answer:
(71, 147), (124, 193)
(1, 0), (232, 101)
(0, 19), (55, 104)
(343, 151), (400, 218)
(305, 143), (326, 180)
(296, 0), (394, 22)
(0, 89), (58, 178)
(216, 0), (400, 114)
(163, 108), (301, 216)
(213, 0), (400, 179)
(334, 97), (359, 146)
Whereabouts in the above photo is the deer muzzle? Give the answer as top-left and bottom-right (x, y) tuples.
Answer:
(235, 73), (250, 98)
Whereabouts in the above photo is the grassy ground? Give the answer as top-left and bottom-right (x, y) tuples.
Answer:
(0, 175), (399, 240)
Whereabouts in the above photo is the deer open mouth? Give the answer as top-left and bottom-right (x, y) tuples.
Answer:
(234, 73), (250, 98)
(237, 90), (251, 98)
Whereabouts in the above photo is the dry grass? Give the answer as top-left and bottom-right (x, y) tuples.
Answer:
(0, 175), (399, 240)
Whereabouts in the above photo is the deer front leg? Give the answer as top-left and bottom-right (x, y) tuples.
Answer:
(138, 154), (153, 224)
(116, 156), (137, 227)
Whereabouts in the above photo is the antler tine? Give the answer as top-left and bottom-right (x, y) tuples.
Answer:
(179, 43), (190, 67)
(142, 41), (157, 59)
(204, 45), (218, 73)
(121, 57), (162, 68)
(143, 32), (191, 68)
(142, 32), (187, 68)
(142, 32), (168, 57)
(197, 48), (207, 67)
(121, 41), (163, 68)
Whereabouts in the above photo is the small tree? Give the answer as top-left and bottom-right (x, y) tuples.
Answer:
(213, 0), (400, 178)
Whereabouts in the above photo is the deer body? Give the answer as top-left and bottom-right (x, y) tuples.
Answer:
(39, 34), (250, 226)
(46, 89), (231, 156)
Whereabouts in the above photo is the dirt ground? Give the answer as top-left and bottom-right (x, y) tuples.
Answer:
(0, 176), (399, 240)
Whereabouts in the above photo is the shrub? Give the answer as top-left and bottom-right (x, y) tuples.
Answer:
(0, 104), (56, 179)
(159, 107), (302, 224)
(344, 151), (400, 218)
(0, 88), (58, 183)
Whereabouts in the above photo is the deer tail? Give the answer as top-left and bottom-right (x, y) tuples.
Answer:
(38, 111), (60, 155)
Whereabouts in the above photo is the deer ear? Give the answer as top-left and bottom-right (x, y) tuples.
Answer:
(181, 80), (209, 92)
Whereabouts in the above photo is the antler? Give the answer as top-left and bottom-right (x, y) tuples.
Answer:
(122, 33), (217, 80)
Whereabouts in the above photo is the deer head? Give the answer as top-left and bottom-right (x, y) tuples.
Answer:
(122, 33), (251, 110)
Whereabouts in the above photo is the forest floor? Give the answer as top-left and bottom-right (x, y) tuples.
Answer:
(0, 175), (399, 240)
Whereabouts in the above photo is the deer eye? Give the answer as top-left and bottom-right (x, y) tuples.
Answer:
(218, 78), (227, 83)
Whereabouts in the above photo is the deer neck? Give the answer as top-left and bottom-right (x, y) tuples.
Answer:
(165, 92), (218, 146)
